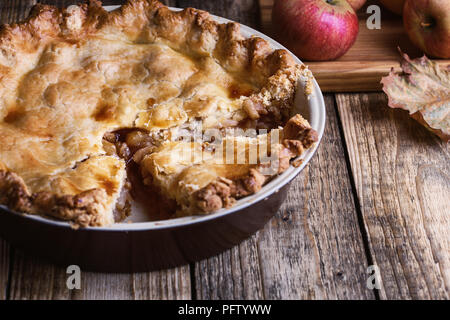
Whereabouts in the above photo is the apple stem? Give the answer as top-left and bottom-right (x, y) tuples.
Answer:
(420, 22), (433, 28)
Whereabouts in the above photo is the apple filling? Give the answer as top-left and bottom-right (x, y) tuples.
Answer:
(103, 129), (178, 221)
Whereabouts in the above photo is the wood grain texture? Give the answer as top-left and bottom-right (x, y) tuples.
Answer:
(132, 268), (191, 300)
(194, 96), (375, 300)
(9, 252), (73, 300)
(177, 0), (260, 29)
(0, 241), (9, 300)
(336, 93), (450, 299)
(8, 251), (191, 299)
(195, 235), (264, 299)
(0, 0), (36, 23)
(260, 0), (450, 92)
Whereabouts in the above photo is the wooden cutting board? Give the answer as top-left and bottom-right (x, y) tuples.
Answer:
(259, 0), (450, 92)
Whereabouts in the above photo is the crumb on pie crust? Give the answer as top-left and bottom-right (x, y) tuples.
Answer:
(0, 0), (317, 227)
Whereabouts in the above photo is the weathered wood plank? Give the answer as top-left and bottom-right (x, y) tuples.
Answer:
(0, 241), (9, 300)
(195, 236), (264, 299)
(177, 0), (260, 29)
(0, 0), (36, 24)
(8, 252), (72, 300)
(9, 251), (191, 300)
(336, 93), (450, 299)
(195, 96), (375, 299)
(133, 268), (191, 300)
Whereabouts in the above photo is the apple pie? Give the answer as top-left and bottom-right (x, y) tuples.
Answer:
(0, 0), (317, 227)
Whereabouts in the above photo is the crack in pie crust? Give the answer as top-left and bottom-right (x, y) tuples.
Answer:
(0, 0), (317, 227)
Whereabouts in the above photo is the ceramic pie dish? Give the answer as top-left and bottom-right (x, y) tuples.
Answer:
(0, 1), (325, 272)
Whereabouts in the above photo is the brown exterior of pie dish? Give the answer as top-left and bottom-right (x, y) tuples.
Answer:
(0, 181), (291, 272)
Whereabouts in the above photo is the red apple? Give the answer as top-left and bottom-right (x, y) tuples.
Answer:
(272, 0), (359, 61)
(379, 0), (406, 15)
(403, 0), (450, 58)
(346, 0), (366, 11)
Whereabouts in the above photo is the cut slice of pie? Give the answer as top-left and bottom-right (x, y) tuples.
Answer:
(0, 0), (317, 227)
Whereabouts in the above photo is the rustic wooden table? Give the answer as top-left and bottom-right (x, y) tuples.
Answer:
(0, 0), (448, 300)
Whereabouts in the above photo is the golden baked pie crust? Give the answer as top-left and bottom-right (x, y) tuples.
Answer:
(0, 0), (317, 227)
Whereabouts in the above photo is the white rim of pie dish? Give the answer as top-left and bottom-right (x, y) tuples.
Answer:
(0, 6), (326, 231)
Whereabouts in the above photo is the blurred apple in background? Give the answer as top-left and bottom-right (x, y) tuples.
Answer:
(272, 0), (359, 61)
(403, 0), (450, 58)
(346, 0), (366, 11)
(379, 0), (405, 15)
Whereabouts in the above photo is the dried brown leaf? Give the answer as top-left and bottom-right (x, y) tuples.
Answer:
(381, 51), (450, 141)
